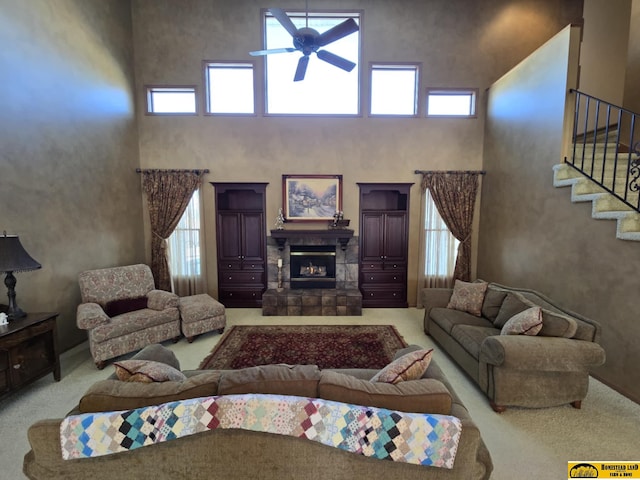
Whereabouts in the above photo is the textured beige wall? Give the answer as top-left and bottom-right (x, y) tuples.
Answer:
(479, 25), (640, 403)
(131, 0), (583, 306)
(0, 0), (144, 351)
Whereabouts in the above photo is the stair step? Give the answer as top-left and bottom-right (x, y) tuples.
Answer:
(553, 163), (640, 242)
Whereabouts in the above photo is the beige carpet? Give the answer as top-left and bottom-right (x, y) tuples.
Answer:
(2, 308), (639, 480)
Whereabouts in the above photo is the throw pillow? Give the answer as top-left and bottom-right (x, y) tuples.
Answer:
(446, 280), (488, 317)
(493, 292), (532, 328)
(370, 348), (433, 384)
(500, 307), (543, 336)
(113, 359), (187, 383)
(104, 296), (148, 317)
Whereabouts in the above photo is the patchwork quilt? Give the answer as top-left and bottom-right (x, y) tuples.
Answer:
(60, 394), (462, 468)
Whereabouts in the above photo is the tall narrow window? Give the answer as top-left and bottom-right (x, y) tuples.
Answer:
(370, 64), (419, 116)
(168, 189), (205, 296)
(423, 190), (459, 286)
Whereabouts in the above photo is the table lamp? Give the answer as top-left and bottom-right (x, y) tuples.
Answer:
(0, 232), (41, 320)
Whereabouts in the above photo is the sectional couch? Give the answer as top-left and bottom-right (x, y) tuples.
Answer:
(422, 281), (606, 412)
(24, 344), (493, 480)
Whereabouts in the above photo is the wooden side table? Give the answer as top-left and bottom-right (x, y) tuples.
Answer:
(0, 312), (60, 401)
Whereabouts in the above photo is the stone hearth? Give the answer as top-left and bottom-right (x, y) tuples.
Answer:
(262, 288), (362, 316)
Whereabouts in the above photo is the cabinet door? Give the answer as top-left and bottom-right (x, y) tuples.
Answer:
(217, 213), (242, 262)
(360, 213), (385, 262)
(241, 212), (265, 264)
(383, 212), (407, 262)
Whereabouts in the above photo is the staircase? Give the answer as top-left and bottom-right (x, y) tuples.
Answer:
(553, 90), (640, 241)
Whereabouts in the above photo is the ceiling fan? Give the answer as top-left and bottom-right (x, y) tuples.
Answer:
(250, 8), (359, 82)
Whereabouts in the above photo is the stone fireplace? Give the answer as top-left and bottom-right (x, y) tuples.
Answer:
(262, 229), (361, 315)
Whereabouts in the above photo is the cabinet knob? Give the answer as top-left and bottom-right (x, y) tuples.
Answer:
(369, 293), (374, 297)
(252, 293), (256, 297)
(393, 276), (397, 280)
(251, 276), (255, 280)
(228, 264), (232, 268)
(13, 364), (21, 370)
(370, 276), (374, 280)
(229, 293), (233, 296)
(392, 293), (397, 297)
(228, 276), (232, 280)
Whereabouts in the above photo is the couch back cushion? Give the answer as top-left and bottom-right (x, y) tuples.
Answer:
(78, 371), (221, 413)
(540, 309), (578, 338)
(217, 364), (320, 397)
(78, 264), (155, 306)
(481, 286), (508, 321)
(493, 292), (531, 328)
(318, 371), (452, 414)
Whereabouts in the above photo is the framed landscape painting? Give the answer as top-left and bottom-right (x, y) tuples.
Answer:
(283, 174), (342, 222)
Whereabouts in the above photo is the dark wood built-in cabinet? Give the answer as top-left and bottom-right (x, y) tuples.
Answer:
(358, 183), (412, 307)
(212, 183), (268, 307)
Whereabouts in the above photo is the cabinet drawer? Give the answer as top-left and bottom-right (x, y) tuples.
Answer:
(219, 287), (264, 301)
(360, 262), (384, 272)
(221, 271), (264, 284)
(0, 350), (9, 394)
(10, 333), (55, 388)
(242, 262), (264, 271)
(219, 260), (242, 271)
(361, 271), (405, 284)
(360, 286), (406, 300)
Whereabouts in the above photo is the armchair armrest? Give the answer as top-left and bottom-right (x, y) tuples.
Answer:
(480, 335), (606, 371)
(76, 303), (110, 330)
(147, 289), (179, 310)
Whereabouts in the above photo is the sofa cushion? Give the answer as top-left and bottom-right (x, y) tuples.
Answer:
(217, 364), (320, 397)
(318, 371), (452, 414)
(370, 349), (433, 384)
(481, 286), (508, 322)
(493, 292), (532, 328)
(430, 307), (494, 335)
(78, 371), (221, 413)
(446, 280), (488, 316)
(113, 359), (187, 383)
(451, 325), (500, 360)
(89, 307), (179, 343)
(104, 296), (148, 318)
(501, 307), (543, 336)
(540, 309), (578, 338)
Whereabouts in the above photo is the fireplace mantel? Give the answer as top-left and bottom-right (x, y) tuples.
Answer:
(270, 229), (354, 251)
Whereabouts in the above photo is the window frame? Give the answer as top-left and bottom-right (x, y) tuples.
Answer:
(369, 62), (421, 117)
(260, 8), (363, 117)
(425, 87), (478, 118)
(203, 60), (257, 116)
(145, 85), (198, 116)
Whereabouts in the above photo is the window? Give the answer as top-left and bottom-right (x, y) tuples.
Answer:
(146, 86), (197, 115)
(370, 64), (419, 116)
(168, 189), (204, 296)
(264, 11), (360, 115)
(426, 88), (477, 117)
(424, 190), (459, 280)
(204, 62), (255, 114)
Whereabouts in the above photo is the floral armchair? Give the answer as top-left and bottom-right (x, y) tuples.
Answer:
(77, 264), (181, 369)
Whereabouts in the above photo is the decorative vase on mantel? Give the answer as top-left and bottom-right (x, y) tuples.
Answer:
(274, 208), (285, 230)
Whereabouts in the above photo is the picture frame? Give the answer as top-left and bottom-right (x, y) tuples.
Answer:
(282, 174), (343, 222)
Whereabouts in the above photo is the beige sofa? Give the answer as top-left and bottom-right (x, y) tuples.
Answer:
(24, 344), (493, 480)
(422, 282), (606, 412)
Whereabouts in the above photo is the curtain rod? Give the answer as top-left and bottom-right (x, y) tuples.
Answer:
(136, 168), (210, 173)
(414, 170), (486, 175)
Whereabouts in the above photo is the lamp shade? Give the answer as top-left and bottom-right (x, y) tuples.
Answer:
(0, 234), (41, 273)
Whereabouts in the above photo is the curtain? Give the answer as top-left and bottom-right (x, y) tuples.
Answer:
(168, 188), (207, 296)
(141, 170), (205, 292)
(420, 172), (481, 285)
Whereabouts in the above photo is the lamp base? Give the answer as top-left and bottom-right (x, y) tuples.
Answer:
(4, 271), (27, 320)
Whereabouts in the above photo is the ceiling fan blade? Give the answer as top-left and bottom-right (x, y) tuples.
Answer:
(316, 49), (356, 72)
(316, 18), (359, 47)
(250, 47), (296, 56)
(294, 55), (310, 82)
(269, 8), (299, 37)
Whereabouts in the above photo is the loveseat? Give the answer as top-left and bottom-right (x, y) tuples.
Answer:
(24, 344), (493, 480)
(77, 264), (181, 369)
(422, 281), (606, 412)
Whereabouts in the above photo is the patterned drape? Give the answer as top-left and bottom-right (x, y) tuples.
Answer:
(420, 172), (481, 283)
(141, 170), (205, 291)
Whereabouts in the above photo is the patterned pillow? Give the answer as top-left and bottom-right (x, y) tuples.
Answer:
(370, 349), (433, 384)
(114, 359), (187, 383)
(501, 307), (543, 336)
(446, 280), (488, 316)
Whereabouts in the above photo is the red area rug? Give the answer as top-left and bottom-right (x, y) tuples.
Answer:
(198, 325), (407, 370)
